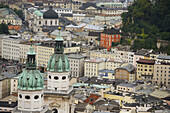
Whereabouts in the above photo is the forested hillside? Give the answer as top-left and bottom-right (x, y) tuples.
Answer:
(121, 0), (170, 54)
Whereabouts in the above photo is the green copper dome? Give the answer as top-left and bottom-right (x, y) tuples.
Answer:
(47, 54), (70, 72)
(18, 70), (44, 90)
(47, 27), (70, 72)
(18, 44), (44, 90)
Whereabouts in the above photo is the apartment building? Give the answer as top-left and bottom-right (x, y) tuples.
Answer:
(136, 59), (155, 81)
(153, 61), (170, 87)
(100, 28), (121, 50)
(90, 51), (115, 59)
(84, 58), (105, 77)
(113, 50), (134, 65)
(115, 64), (135, 81)
(37, 45), (54, 67)
(10, 76), (18, 94)
(68, 54), (85, 77)
(0, 35), (6, 57)
(0, 8), (22, 25)
(0, 72), (17, 99)
(105, 59), (123, 70)
(2, 36), (22, 60)
(117, 83), (144, 93)
(133, 49), (153, 67)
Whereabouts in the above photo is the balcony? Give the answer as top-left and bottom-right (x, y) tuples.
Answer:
(44, 86), (73, 95)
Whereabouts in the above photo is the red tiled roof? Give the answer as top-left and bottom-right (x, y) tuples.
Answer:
(84, 94), (100, 104)
(8, 25), (21, 31)
(137, 59), (155, 64)
(107, 59), (122, 63)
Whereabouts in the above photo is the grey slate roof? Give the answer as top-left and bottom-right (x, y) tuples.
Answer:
(117, 83), (137, 88)
(2, 72), (18, 79)
(59, 17), (77, 26)
(0, 72), (17, 81)
(67, 54), (85, 59)
(157, 55), (170, 60)
(116, 64), (134, 72)
(79, 2), (102, 10)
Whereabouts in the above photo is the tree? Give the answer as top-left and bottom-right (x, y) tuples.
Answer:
(121, 0), (170, 53)
(0, 23), (9, 34)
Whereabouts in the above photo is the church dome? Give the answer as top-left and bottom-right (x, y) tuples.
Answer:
(47, 54), (70, 72)
(18, 43), (44, 91)
(18, 69), (44, 90)
(43, 6), (58, 19)
(47, 28), (70, 72)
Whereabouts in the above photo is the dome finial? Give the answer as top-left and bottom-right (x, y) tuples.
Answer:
(30, 38), (33, 46)
(58, 26), (61, 30)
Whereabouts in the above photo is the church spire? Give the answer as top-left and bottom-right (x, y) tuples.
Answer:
(54, 27), (64, 54)
(26, 39), (36, 70)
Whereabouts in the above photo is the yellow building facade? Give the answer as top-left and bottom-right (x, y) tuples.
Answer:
(90, 51), (115, 59)
(84, 58), (105, 77)
(105, 59), (123, 70)
(136, 59), (155, 81)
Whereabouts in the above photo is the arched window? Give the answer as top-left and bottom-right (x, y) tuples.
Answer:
(62, 76), (66, 80)
(54, 76), (59, 80)
(25, 95), (30, 99)
(34, 95), (39, 99)
(19, 94), (22, 98)
(49, 75), (51, 79)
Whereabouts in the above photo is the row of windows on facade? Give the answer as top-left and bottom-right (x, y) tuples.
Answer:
(156, 70), (170, 73)
(155, 81), (170, 84)
(86, 63), (97, 66)
(69, 60), (79, 63)
(86, 73), (96, 75)
(3, 44), (19, 48)
(86, 68), (96, 71)
(19, 94), (43, 100)
(155, 78), (170, 81)
(3, 51), (19, 55)
(116, 75), (128, 78)
(156, 67), (170, 69)
(156, 74), (170, 77)
(3, 40), (19, 43)
(37, 20), (58, 25)
(106, 64), (120, 67)
(117, 87), (130, 90)
(3, 49), (19, 53)
(138, 72), (153, 75)
(49, 75), (66, 80)
(70, 67), (78, 71)
(138, 65), (153, 68)
(101, 34), (120, 37)
(3, 55), (18, 59)
(138, 69), (153, 71)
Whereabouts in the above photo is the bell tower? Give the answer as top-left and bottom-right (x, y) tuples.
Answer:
(47, 27), (70, 91)
(17, 39), (44, 112)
